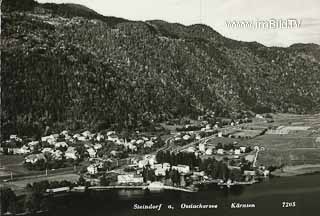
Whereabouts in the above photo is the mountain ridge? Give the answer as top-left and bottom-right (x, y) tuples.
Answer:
(1, 0), (320, 137)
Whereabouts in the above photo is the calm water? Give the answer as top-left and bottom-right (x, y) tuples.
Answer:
(48, 174), (320, 216)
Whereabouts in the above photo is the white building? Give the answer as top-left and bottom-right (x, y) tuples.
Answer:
(41, 135), (56, 145)
(234, 149), (241, 155)
(136, 139), (144, 145)
(28, 141), (39, 146)
(60, 130), (69, 136)
(25, 153), (46, 164)
(82, 130), (92, 138)
(106, 131), (116, 136)
(94, 143), (103, 150)
(187, 147), (195, 153)
(87, 148), (96, 158)
(117, 174), (144, 184)
(54, 142), (68, 149)
(240, 147), (247, 153)
(183, 134), (191, 140)
(19, 145), (31, 154)
(205, 148), (213, 155)
(96, 133), (104, 142)
(138, 155), (156, 168)
(199, 143), (206, 152)
(65, 147), (78, 160)
(217, 149), (224, 155)
(42, 148), (54, 154)
(172, 165), (190, 174)
(144, 141), (154, 148)
(153, 163), (170, 176)
(52, 150), (63, 160)
(87, 164), (98, 175)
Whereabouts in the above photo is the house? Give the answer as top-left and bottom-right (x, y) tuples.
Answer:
(130, 139), (137, 144)
(199, 143), (206, 152)
(144, 141), (154, 148)
(128, 143), (137, 151)
(82, 131), (92, 138)
(193, 171), (205, 177)
(106, 131), (116, 136)
(25, 153), (46, 164)
(138, 155), (156, 168)
(41, 136), (56, 145)
(110, 150), (118, 157)
(217, 149), (224, 155)
(205, 149), (212, 155)
(77, 136), (87, 142)
(87, 164), (98, 175)
(96, 133), (104, 142)
(172, 165), (190, 174)
(240, 147), (247, 153)
(183, 134), (191, 140)
(42, 148), (54, 154)
(18, 145), (31, 154)
(108, 134), (119, 142)
(234, 149), (241, 155)
(87, 148), (96, 158)
(148, 181), (164, 189)
(9, 134), (18, 139)
(28, 141), (39, 147)
(117, 174), (144, 184)
(316, 137), (320, 143)
(187, 147), (195, 153)
(60, 130), (69, 136)
(8, 148), (21, 155)
(155, 168), (168, 176)
(10, 135), (22, 142)
(46, 187), (70, 194)
(94, 144), (103, 150)
(142, 137), (149, 141)
(244, 170), (256, 176)
(153, 163), (171, 176)
(54, 142), (68, 149)
(154, 164), (170, 176)
(196, 134), (202, 140)
(136, 139), (144, 145)
(65, 147), (78, 160)
(51, 134), (59, 139)
(52, 150), (63, 160)
(73, 134), (81, 139)
(256, 114), (264, 119)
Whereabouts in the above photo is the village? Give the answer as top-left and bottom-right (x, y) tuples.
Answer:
(0, 112), (275, 194)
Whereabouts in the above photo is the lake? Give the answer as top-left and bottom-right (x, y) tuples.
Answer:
(48, 174), (320, 216)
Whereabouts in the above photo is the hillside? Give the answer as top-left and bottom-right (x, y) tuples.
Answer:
(1, 0), (320, 137)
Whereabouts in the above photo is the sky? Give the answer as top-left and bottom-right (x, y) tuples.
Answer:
(37, 0), (320, 47)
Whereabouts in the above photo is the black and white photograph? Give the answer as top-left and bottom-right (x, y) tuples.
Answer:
(1, 0), (320, 215)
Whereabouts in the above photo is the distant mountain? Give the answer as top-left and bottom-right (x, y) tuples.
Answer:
(2, 0), (128, 26)
(1, 0), (320, 137)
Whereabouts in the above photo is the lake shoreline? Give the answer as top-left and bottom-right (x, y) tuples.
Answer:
(271, 164), (320, 177)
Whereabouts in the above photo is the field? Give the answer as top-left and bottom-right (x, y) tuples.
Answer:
(0, 155), (32, 175)
(246, 114), (320, 169)
(1, 173), (80, 195)
(202, 113), (320, 172)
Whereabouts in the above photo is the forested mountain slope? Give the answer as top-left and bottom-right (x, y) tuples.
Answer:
(1, 0), (320, 137)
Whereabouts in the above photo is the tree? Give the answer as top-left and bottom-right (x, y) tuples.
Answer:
(0, 187), (16, 214)
(229, 169), (242, 182)
(100, 175), (110, 186)
(78, 175), (86, 186)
